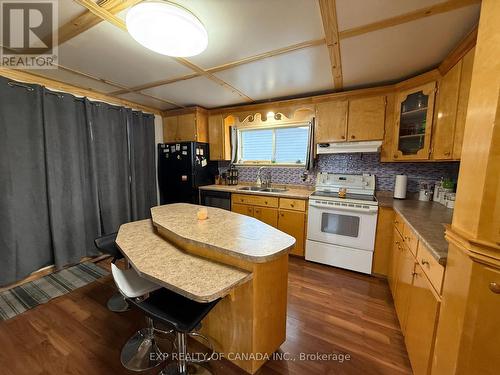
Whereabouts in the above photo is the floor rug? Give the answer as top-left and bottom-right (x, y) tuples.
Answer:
(0, 262), (109, 321)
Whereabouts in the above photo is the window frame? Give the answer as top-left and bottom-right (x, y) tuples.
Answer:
(235, 122), (311, 167)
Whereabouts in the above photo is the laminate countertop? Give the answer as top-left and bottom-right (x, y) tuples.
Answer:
(116, 219), (252, 303)
(377, 195), (453, 265)
(199, 184), (314, 199)
(151, 203), (296, 263)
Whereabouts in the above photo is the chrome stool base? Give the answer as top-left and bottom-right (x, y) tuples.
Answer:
(121, 317), (171, 372)
(107, 292), (130, 312)
(159, 362), (212, 375)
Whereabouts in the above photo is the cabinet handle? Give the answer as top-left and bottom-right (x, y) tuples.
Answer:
(421, 259), (430, 266)
(341, 135), (345, 139)
(280, 213), (284, 217)
(291, 204), (295, 207)
(444, 151), (451, 156)
(394, 220), (399, 225)
(394, 154), (399, 159)
(351, 135), (356, 139)
(264, 201), (268, 205)
(489, 282), (500, 294)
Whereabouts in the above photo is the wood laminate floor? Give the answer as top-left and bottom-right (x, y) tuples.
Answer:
(0, 257), (412, 375)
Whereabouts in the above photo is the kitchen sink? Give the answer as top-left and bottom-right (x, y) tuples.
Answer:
(238, 186), (264, 191)
(237, 186), (288, 193)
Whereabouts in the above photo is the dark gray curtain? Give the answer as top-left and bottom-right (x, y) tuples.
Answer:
(87, 102), (131, 234)
(42, 90), (100, 268)
(128, 110), (157, 220)
(0, 77), (53, 285)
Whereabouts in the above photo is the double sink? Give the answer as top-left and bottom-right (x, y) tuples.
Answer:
(238, 186), (288, 193)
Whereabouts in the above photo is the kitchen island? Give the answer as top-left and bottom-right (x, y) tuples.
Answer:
(116, 203), (296, 374)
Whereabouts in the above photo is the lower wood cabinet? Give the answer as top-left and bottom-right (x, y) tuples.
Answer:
(404, 264), (441, 375)
(231, 193), (306, 257)
(254, 206), (278, 227)
(393, 243), (416, 334)
(277, 210), (305, 256)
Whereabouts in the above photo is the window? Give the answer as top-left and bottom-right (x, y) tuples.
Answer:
(237, 124), (310, 165)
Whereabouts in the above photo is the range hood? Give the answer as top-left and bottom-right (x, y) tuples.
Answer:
(316, 140), (383, 154)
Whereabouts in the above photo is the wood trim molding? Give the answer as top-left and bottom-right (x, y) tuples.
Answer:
(58, 0), (142, 45)
(0, 67), (163, 115)
(73, 0), (254, 103)
(338, 0), (481, 40)
(439, 25), (478, 75)
(319, 0), (343, 89)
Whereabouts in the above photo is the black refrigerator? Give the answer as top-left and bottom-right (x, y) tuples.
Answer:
(158, 142), (218, 205)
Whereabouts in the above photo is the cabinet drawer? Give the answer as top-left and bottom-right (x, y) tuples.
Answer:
(403, 224), (419, 257)
(417, 241), (444, 294)
(279, 198), (306, 212)
(232, 194), (279, 208)
(394, 212), (405, 236)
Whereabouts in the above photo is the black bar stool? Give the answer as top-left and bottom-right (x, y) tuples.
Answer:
(128, 288), (220, 375)
(94, 232), (130, 312)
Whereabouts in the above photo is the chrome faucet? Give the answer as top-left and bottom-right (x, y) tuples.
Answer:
(256, 166), (271, 188)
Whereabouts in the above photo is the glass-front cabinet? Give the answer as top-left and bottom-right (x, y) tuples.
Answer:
(393, 82), (436, 160)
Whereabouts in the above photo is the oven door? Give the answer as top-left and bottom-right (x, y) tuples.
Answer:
(307, 201), (378, 251)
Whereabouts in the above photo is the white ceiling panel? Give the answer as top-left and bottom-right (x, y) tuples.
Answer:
(336, 0), (447, 31)
(58, 21), (194, 88)
(141, 76), (245, 108)
(37, 68), (118, 93)
(164, 0), (325, 69)
(57, 0), (93, 27)
(117, 92), (176, 110)
(215, 45), (333, 101)
(341, 5), (480, 89)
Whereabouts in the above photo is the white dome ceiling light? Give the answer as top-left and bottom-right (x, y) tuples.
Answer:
(126, 1), (208, 57)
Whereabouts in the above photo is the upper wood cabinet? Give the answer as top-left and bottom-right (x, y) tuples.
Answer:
(315, 96), (386, 144)
(393, 82), (436, 161)
(431, 48), (474, 160)
(347, 96), (386, 141)
(432, 63), (462, 160)
(208, 114), (233, 161)
(315, 100), (348, 143)
(163, 107), (208, 143)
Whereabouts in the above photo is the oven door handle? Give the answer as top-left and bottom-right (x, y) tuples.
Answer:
(309, 202), (378, 214)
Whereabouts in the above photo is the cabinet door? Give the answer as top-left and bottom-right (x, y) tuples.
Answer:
(393, 82), (436, 160)
(176, 113), (197, 141)
(432, 61), (462, 160)
(208, 114), (223, 160)
(453, 47), (474, 160)
(232, 203), (254, 217)
(405, 264), (440, 375)
(347, 96), (386, 141)
(389, 228), (404, 294)
(456, 263), (500, 375)
(277, 210), (305, 256)
(163, 116), (178, 142)
(394, 245), (416, 333)
(315, 100), (348, 143)
(253, 207), (278, 227)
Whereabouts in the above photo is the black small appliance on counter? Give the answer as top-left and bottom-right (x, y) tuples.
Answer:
(158, 142), (218, 205)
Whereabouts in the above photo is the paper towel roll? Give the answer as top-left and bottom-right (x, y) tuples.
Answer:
(394, 175), (408, 199)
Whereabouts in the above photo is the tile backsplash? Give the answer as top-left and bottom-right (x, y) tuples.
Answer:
(219, 153), (460, 193)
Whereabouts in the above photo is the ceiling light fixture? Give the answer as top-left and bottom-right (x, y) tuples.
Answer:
(126, 1), (208, 57)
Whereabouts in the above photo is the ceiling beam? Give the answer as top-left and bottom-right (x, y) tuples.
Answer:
(438, 24), (478, 75)
(110, 38), (327, 96)
(319, 0), (343, 89)
(73, 0), (254, 102)
(58, 0), (142, 45)
(339, 0), (481, 40)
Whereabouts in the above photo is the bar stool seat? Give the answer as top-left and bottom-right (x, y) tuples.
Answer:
(111, 264), (161, 298)
(94, 233), (130, 312)
(128, 289), (220, 375)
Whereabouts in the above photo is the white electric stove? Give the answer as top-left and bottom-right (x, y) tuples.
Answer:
(306, 173), (379, 274)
